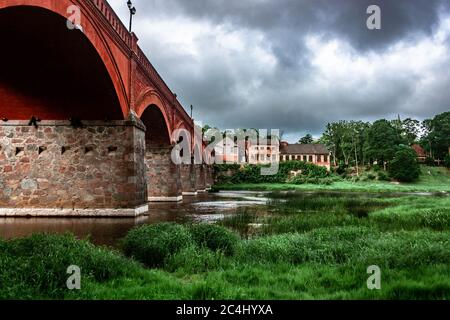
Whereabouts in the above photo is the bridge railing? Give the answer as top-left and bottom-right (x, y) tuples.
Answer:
(90, 0), (192, 126)
(90, 0), (132, 47)
(136, 47), (193, 125)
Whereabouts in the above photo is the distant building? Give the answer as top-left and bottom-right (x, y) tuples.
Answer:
(411, 144), (428, 163)
(248, 140), (280, 164)
(280, 142), (331, 170)
(214, 136), (241, 164)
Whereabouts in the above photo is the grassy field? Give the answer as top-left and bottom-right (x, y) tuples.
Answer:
(215, 166), (450, 193)
(1, 192), (449, 300)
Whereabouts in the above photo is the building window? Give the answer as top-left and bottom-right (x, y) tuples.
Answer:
(324, 155), (328, 162)
(309, 155), (313, 162)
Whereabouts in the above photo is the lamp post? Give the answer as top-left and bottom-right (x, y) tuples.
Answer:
(127, 0), (136, 33)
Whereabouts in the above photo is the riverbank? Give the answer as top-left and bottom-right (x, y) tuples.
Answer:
(1, 192), (449, 300)
(215, 166), (450, 193)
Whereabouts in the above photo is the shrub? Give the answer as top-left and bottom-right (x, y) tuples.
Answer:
(425, 157), (435, 167)
(122, 223), (193, 268)
(444, 154), (450, 168)
(216, 161), (329, 184)
(287, 176), (334, 185)
(189, 224), (239, 256)
(388, 147), (421, 182)
(377, 171), (390, 181)
(336, 162), (348, 175)
(366, 173), (376, 181)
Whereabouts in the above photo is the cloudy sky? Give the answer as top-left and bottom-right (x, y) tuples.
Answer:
(109, 0), (450, 142)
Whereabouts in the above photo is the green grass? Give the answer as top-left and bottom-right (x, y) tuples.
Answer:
(216, 166), (450, 193)
(1, 189), (449, 300)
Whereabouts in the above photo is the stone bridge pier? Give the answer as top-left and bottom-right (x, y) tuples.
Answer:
(205, 166), (215, 189)
(195, 164), (207, 192)
(181, 162), (198, 196)
(145, 146), (182, 202)
(0, 118), (149, 216)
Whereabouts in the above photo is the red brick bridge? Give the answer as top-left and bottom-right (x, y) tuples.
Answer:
(0, 0), (213, 216)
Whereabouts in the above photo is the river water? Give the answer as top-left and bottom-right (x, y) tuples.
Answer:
(0, 190), (446, 247)
(0, 191), (270, 246)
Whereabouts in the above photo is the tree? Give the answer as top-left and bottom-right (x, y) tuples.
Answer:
(321, 123), (342, 166)
(299, 134), (314, 144)
(444, 154), (450, 168)
(422, 112), (450, 160)
(391, 117), (420, 145)
(401, 118), (421, 145)
(388, 146), (421, 182)
(320, 121), (370, 167)
(366, 119), (402, 168)
(202, 124), (212, 135)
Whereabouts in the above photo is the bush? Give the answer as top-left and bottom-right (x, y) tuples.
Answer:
(425, 157), (435, 167)
(336, 161), (348, 175)
(189, 224), (239, 256)
(444, 155), (450, 168)
(216, 161), (329, 184)
(366, 173), (376, 180)
(388, 147), (421, 182)
(377, 171), (390, 181)
(287, 176), (335, 185)
(122, 223), (193, 268)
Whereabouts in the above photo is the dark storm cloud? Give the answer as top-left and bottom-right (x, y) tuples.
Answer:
(109, 0), (450, 141)
(133, 0), (448, 59)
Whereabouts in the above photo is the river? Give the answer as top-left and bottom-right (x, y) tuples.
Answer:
(0, 191), (269, 246)
(0, 190), (446, 246)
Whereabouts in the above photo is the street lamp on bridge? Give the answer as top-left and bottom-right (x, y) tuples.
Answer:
(127, 0), (136, 33)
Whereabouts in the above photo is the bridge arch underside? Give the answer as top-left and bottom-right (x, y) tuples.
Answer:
(141, 105), (183, 202)
(0, 6), (123, 120)
(0, 7), (148, 215)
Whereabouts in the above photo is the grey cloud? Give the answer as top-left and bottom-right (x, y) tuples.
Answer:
(110, 0), (450, 141)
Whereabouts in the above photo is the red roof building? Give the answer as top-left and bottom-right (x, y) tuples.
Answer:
(411, 144), (428, 162)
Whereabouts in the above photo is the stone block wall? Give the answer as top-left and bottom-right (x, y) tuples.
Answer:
(181, 164), (197, 195)
(0, 120), (147, 209)
(205, 166), (214, 188)
(195, 164), (206, 191)
(145, 147), (182, 201)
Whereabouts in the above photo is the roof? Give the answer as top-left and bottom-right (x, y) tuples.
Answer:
(281, 143), (329, 155)
(411, 144), (427, 157)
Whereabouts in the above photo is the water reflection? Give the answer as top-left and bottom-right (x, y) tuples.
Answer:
(0, 191), (268, 247)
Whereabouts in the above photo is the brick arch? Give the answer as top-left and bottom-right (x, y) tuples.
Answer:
(0, 0), (129, 119)
(135, 90), (173, 143)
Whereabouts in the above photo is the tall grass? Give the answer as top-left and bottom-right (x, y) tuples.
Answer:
(1, 190), (449, 300)
(0, 234), (140, 299)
